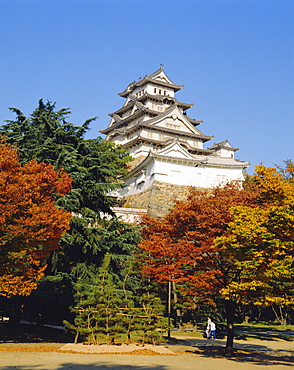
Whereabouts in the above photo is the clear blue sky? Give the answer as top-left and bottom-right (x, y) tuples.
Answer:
(1, 0), (293, 173)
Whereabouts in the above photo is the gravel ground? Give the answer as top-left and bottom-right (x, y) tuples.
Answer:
(0, 335), (293, 370)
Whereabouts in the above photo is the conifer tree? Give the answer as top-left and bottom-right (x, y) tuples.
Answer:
(1, 100), (140, 323)
(65, 254), (125, 345)
(64, 255), (168, 345)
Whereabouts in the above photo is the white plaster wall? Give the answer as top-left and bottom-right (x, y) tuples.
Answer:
(118, 174), (156, 196)
(152, 161), (244, 188)
(186, 138), (203, 149)
(132, 143), (153, 157)
(145, 84), (174, 98)
(114, 159), (245, 197)
(159, 117), (191, 133)
(133, 86), (146, 97)
(220, 148), (235, 158)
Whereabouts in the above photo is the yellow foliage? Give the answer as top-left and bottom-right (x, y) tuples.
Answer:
(218, 164), (294, 306)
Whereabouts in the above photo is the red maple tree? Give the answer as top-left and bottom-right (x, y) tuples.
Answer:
(139, 183), (259, 352)
(0, 139), (72, 296)
(140, 185), (258, 294)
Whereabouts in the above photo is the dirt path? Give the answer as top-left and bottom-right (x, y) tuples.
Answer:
(0, 336), (293, 370)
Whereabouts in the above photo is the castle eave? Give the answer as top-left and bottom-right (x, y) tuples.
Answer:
(100, 108), (159, 135)
(121, 136), (213, 155)
(118, 76), (184, 97)
(124, 122), (213, 142)
(138, 93), (193, 110)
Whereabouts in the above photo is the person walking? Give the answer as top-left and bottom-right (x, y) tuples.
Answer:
(206, 317), (211, 338)
(210, 320), (216, 339)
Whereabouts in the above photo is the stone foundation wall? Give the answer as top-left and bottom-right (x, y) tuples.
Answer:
(117, 181), (198, 218)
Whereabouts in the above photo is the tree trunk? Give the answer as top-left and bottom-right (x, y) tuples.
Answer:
(172, 281), (183, 331)
(271, 304), (288, 326)
(225, 299), (234, 355)
(9, 301), (23, 325)
(243, 315), (249, 325)
(192, 300), (198, 332)
(74, 330), (79, 344)
(167, 281), (172, 337)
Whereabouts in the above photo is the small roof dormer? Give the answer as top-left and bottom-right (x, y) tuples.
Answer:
(209, 140), (238, 158)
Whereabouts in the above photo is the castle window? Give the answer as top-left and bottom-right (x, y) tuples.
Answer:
(154, 88), (156, 93)
(164, 91), (166, 95)
(159, 89), (161, 94)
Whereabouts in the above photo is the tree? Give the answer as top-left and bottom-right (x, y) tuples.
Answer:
(0, 139), (72, 297)
(276, 159), (294, 182)
(1, 100), (131, 214)
(140, 165), (294, 352)
(64, 254), (168, 345)
(1, 100), (140, 323)
(217, 165), (294, 326)
(65, 254), (124, 345)
(139, 183), (258, 352)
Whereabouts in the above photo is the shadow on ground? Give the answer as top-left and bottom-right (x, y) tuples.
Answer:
(0, 364), (169, 370)
(0, 323), (74, 343)
(166, 336), (294, 367)
(1, 324), (293, 368)
(191, 345), (293, 367)
(182, 342), (293, 367)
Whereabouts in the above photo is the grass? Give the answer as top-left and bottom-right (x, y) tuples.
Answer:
(233, 323), (294, 341)
(235, 322), (294, 331)
(168, 322), (294, 342)
(0, 323), (168, 346)
(0, 321), (293, 346)
(0, 323), (74, 344)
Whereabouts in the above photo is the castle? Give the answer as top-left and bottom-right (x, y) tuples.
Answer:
(100, 67), (249, 218)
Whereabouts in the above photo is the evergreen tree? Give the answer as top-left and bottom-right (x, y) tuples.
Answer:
(65, 254), (125, 345)
(1, 100), (140, 323)
(64, 255), (168, 345)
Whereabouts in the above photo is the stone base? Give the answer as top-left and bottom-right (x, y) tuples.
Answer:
(117, 181), (202, 217)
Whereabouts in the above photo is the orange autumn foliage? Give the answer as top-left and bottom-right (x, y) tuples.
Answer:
(140, 184), (258, 299)
(0, 139), (72, 297)
(140, 164), (294, 307)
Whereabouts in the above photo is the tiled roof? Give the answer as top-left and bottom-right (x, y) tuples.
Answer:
(110, 93), (193, 118)
(209, 140), (239, 151)
(123, 122), (213, 142)
(121, 136), (213, 154)
(118, 76), (183, 97)
(100, 107), (159, 134)
(138, 93), (193, 109)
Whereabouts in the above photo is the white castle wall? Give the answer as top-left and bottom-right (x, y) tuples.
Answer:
(116, 159), (244, 198)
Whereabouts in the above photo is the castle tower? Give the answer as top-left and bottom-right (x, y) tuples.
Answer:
(100, 67), (249, 217)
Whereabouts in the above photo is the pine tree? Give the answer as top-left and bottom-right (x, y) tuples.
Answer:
(1, 100), (140, 323)
(65, 254), (125, 345)
(65, 255), (168, 345)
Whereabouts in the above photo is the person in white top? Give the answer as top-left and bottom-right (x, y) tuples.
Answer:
(210, 321), (216, 339)
(206, 317), (211, 338)
(206, 317), (216, 339)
